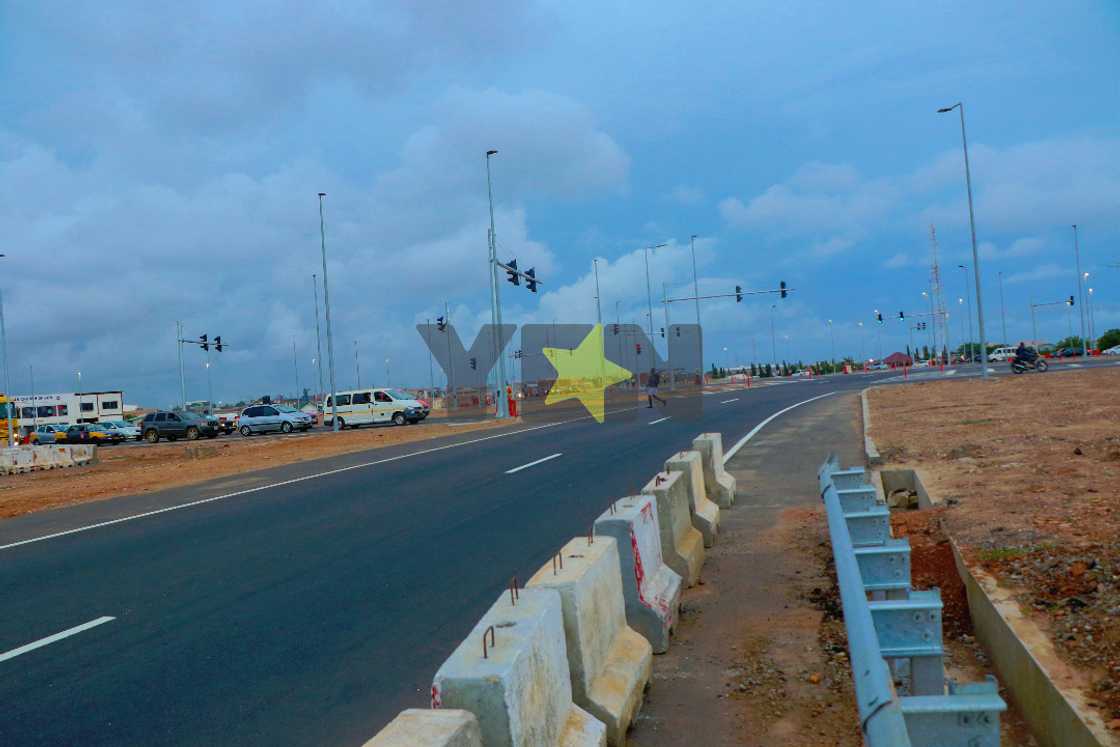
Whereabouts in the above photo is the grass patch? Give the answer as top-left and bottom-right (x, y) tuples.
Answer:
(977, 546), (1030, 562)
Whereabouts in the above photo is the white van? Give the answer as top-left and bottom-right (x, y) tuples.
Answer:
(322, 388), (429, 428)
(989, 347), (1017, 362)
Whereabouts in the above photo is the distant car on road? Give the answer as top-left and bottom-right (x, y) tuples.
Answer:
(989, 347), (1016, 362)
(62, 423), (123, 445)
(1053, 347), (1081, 358)
(1101, 345), (1120, 356)
(323, 388), (428, 428)
(30, 424), (68, 444)
(99, 420), (141, 441)
(238, 404), (313, 436)
(141, 411), (218, 443)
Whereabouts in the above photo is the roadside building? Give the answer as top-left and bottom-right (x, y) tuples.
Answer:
(882, 352), (913, 368)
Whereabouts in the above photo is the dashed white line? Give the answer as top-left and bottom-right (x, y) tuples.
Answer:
(648, 416), (671, 425)
(0, 616), (115, 663)
(720, 398), (740, 404)
(505, 453), (563, 474)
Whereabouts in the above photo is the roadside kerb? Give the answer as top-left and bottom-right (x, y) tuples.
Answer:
(691, 433), (736, 507)
(593, 495), (681, 654)
(819, 454), (1007, 745)
(363, 709), (482, 747)
(950, 538), (1115, 747)
(861, 387), (883, 466)
(528, 536), (653, 746)
(430, 587), (606, 747)
(664, 450), (719, 548)
(640, 471), (704, 587)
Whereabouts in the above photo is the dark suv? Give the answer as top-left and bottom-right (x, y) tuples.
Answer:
(141, 411), (219, 443)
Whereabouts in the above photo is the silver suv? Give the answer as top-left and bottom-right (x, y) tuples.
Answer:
(238, 404), (313, 436)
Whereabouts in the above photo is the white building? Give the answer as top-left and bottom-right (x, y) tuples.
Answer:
(13, 391), (125, 429)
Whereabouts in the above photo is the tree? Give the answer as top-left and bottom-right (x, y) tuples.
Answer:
(922, 344), (930, 360)
(1054, 336), (1084, 350)
(1097, 328), (1120, 351)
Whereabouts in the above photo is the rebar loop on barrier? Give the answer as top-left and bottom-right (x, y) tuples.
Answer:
(552, 552), (564, 575)
(608, 500), (617, 515)
(482, 625), (496, 659)
(655, 473), (666, 486)
(587, 525), (595, 545)
(509, 576), (520, 605)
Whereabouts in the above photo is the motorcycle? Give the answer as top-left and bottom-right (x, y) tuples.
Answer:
(1010, 355), (1048, 374)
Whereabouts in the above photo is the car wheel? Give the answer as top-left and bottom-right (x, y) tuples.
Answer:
(186, 426), (200, 441)
(240, 425), (252, 437)
(281, 421), (293, 434)
(144, 429), (159, 444)
(392, 412), (406, 426)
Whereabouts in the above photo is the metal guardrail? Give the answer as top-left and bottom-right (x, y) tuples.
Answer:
(819, 454), (1006, 747)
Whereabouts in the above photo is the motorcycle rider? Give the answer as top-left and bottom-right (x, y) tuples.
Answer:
(1016, 341), (1038, 366)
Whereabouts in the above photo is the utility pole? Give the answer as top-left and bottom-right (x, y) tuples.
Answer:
(176, 320), (186, 411)
(0, 288), (12, 447)
(292, 338), (300, 405)
(643, 243), (665, 353)
(662, 282), (674, 390)
(593, 259), (603, 324)
(312, 273), (325, 401)
(938, 101), (989, 377)
(426, 318), (435, 393)
(959, 266), (974, 360)
(1073, 225), (1087, 357)
(769, 304), (777, 365)
(318, 193), (339, 431)
(485, 149), (509, 418)
(998, 271), (1007, 344)
(353, 340), (360, 389)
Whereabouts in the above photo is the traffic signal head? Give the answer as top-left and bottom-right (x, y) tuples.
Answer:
(1068, 295), (1075, 306)
(469, 357), (477, 370)
(735, 285), (743, 303)
(525, 267), (537, 293)
(506, 259), (519, 286)
(898, 311), (905, 320)
(659, 327), (665, 338)
(779, 281), (787, 299)
(635, 343), (642, 354)
(200, 333), (209, 351)
(876, 313), (883, 323)
(215, 336), (223, 352)
(436, 316), (446, 331)
(612, 323), (619, 335)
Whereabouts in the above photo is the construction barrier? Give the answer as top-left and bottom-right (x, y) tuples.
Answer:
(69, 444), (98, 465)
(593, 495), (681, 654)
(818, 454), (1006, 745)
(641, 471), (703, 587)
(431, 587), (606, 747)
(364, 709), (482, 747)
(664, 450), (719, 548)
(0, 447), (34, 474)
(691, 433), (736, 508)
(0, 445), (98, 474)
(528, 536), (652, 746)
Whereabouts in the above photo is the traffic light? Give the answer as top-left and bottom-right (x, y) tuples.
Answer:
(436, 316), (446, 332)
(1068, 295), (1075, 306)
(876, 313), (883, 324)
(514, 350), (522, 359)
(735, 285), (743, 302)
(199, 333), (209, 351)
(635, 343), (642, 354)
(779, 281), (787, 298)
(659, 327), (665, 338)
(898, 311), (905, 320)
(612, 323), (619, 335)
(469, 357), (477, 370)
(215, 336), (223, 352)
(506, 259), (519, 286)
(525, 267), (537, 293)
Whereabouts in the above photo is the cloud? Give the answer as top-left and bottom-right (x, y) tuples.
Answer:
(884, 252), (916, 269)
(978, 236), (1047, 261)
(667, 185), (705, 205)
(1003, 263), (1068, 285)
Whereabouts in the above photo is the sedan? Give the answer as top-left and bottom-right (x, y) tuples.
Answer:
(63, 423), (123, 444)
(1102, 345), (1120, 356)
(1054, 347), (1081, 358)
(100, 420), (141, 441)
(30, 424), (68, 444)
(238, 404), (313, 435)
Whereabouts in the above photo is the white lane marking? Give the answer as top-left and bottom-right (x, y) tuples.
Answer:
(505, 453), (563, 474)
(0, 616), (115, 663)
(723, 391), (838, 465)
(1069, 363), (1082, 368)
(720, 398), (740, 404)
(0, 414), (618, 552)
(648, 416), (671, 425)
(945, 369), (957, 376)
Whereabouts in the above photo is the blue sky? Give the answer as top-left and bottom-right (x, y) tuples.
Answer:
(1, 1), (1118, 404)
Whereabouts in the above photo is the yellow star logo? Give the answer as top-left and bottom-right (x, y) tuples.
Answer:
(543, 324), (632, 423)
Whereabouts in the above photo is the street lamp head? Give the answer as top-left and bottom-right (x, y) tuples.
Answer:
(958, 264), (967, 269)
(486, 149), (498, 156)
(317, 192), (326, 197)
(937, 103), (959, 113)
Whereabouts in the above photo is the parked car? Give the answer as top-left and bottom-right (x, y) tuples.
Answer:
(30, 424), (68, 444)
(238, 404), (313, 435)
(140, 411), (219, 443)
(62, 423), (123, 444)
(100, 420), (141, 441)
(989, 347), (1017, 362)
(1101, 345), (1120, 356)
(1054, 347), (1081, 358)
(212, 414), (237, 435)
(322, 388), (428, 428)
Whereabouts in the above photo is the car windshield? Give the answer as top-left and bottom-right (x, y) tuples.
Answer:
(276, 405), (298, 413)
(385, 389), (413, 401)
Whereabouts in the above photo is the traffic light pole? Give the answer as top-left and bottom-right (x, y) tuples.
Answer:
(176, 320), (186, 411)
(485, 152), (508, 419)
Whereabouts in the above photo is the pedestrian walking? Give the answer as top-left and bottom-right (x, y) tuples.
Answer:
(646, 368), (666, 408)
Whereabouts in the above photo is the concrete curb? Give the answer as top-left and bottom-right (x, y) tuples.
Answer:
(950, 538), (1115, 747)
(859, 387), (883, 467)
(664, 451), (719, 548)
(363, 709), (482, 746)
(528, 536), (653, 746)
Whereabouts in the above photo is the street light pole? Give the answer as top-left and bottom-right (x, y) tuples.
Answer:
(827, 319), (835, 371)
(312, 274), (325, 401)
(1073, 225), (1087, 357)
(292, 338), (300, 404)
(0, 288), (12, 447)
(939, 101), (989, 378)
(353, 340), (360, 389)
(959, 265), (973, 359)
(769, 304), (777, 364)
(593, 258), (603, 324)
(318, 193), (339, 431)
(485, 149), (509, 419)
(176, 320), (186, 411)
(385, 357), (390, 386)
(998, 271), (1007, 344)
(643, 243), (666, 349)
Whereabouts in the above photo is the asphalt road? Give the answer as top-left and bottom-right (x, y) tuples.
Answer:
(0, 361), (1113, 746)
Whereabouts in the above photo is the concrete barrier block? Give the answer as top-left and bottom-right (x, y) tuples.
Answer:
(594, 495), (681, 654)
(69, 444), (98, 465)
(529, 536), (653, 746)
(363, 709), (482, 747)
(49, 446), (76, 468)
(664, 450), (720, 548)
(432, 587), (606, 747)
(641, 471), (704, 587)
(691, 433), (736, 507)
(30, 446), (56, 470)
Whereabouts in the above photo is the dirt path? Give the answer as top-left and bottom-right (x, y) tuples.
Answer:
(628, 394), (864, 746)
